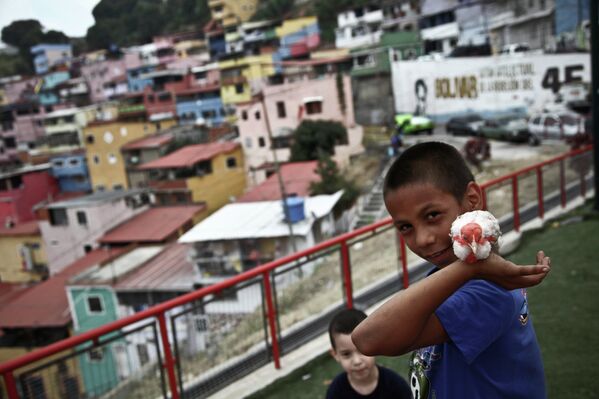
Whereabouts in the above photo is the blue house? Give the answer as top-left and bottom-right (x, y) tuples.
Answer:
(39, 71), (71, 106)
(176, 84), (225, 126)
(50, 154), (92, 192)
(126, 65), (156, 92)
(30, 44), (72, 75)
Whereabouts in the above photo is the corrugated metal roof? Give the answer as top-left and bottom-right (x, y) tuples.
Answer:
(0, 248), (127, 328)
(238, 161), (319, 202)
(99, 205), (205, 244)
(47, 188), (145, 209)
(114, 243), (195, 292)
(178, 191), (343, 243)
(138, 142), (239, 170)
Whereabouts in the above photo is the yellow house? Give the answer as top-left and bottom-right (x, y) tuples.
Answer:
(275, 16), (318, 37)
(0, 221), (47, 283)
(83, 119), (176, 191)
(139, 142), (246, 213)
(219, 54), (276, 104)
(208, 0), (258, 28)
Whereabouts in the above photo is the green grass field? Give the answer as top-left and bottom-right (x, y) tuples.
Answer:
(249, 201), (599, 399)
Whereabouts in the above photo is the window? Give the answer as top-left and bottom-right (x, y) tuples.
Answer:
(93, 155), (100, 164)
(113, 184), (123, 190)
(258, 137), (266, 147)
(4, 137), (16, 148)
(276, 101), (286, 118)
(84, 244), (92, 253)
(255, 111), (261, 120)
(53, 160), (64, 168)
(87, 295), (104, 314)
(107, 153), (117, 165)
(49, 208), (68, 226)
(76, 211), (87, 226)
(235, 84), (244, 94)
(137, 344), (150, 365)
(86, 135), (95, 144)
(241, 110), (248, 120)
(272, 136), (291, 149)
(305, 101), (322, 115)
(68, 158), (79, 166)
(244, 137), (252, 148)
(226, 157), (237, 168)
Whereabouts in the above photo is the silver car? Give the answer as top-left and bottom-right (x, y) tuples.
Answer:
(528, 113), (584, 140)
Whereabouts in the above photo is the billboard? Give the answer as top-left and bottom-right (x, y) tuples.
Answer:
(391, 53), (590, 122)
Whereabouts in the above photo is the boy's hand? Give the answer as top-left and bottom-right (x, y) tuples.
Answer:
(473, 251), (551, 290)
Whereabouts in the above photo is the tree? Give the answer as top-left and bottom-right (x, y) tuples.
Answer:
(251, 0), (294, 21)
(310, 153), (360, 214)
(289, 120), (348, 162)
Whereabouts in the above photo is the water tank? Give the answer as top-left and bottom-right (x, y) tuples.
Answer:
(284, 197), (305, 223)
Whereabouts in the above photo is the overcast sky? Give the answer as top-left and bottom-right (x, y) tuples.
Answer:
(0, 0), (101, 45)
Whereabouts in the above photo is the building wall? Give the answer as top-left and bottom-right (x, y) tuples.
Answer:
(67, 286), (120, 396)
(0, 233), (46, 283)
(83, 120), (175, 191)
(185, 147), (246, 213)
(81, 58), (128, 103)
(0, 171), (59, 224)
(40, 199), (147, 274)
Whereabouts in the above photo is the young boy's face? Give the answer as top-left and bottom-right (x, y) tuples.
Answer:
(385, 182), (478, 268)
(331, 333), (377, 382)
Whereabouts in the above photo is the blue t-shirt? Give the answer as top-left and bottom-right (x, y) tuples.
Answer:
(326, 365), (413, 399)
(408, 279), (546, 399)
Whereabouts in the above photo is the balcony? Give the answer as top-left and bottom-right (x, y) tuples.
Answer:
(118, 104), (146, 116)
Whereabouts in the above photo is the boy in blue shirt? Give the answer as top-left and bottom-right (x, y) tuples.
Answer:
(326, 308), (412, 399)
(352, 142), (550, 399)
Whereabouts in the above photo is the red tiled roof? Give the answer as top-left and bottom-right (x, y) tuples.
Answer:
(99, 205), (205, 244)
(0, 221), (39, 236)
(0, 283), (31, 305)
(121, 133), (174, 150)
(138, 142), (239, 169)
(0, 248), (127, 328)
(238, 161), (320, 202)
(114, 243), (194, 291)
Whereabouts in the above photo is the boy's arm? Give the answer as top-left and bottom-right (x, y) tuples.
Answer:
(351, 251), (550, 357)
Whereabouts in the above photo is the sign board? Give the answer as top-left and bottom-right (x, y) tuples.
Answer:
(391, 54), (590, 122)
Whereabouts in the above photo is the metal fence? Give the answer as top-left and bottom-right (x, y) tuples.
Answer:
(0, 145), (594, 399)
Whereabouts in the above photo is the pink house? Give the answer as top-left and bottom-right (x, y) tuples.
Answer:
(236, 74), (363, 185)
(37, 189), (150, 274)
(0, 164), (59, 224)
(81, 57), (129, 103)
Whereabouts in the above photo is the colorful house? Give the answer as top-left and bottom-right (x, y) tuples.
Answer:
(275, 17), (320, 60)
(176, 83), (225, 126)
(208, 0), (259, 30)
(80, 55), (130, 103)
(235, 73), (363, 182)
(0, 247), (127, 399)
(218, 54), (277, 104)
(0, 164), (59, 224)
(0, 221), (47, 282)
(38, 70), (71, 106)
(50, 152), (92, 193)
(138, 141), (246, 212)
(30, 44), (72, 75)
(83, 118), (176, 191)
(37, 189), (150, 274)
(40, 108), (87, 152)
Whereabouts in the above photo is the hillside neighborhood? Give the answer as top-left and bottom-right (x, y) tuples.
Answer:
(0, 0), (593, 398)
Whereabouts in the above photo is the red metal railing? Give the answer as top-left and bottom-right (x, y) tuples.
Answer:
(0, 145), (593, 398)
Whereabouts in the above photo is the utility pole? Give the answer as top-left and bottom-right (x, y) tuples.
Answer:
(259, 92), (298, 252)
(590, 0), (599, 211)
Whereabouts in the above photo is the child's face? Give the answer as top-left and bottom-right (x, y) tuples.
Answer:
(331, 333), (376, 381)
(385, 182), (474, 268)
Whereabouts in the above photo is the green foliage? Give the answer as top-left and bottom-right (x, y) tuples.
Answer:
(312, 0), (371, 43)
(86, 0), (210, 50)
(0, 53), (31, 77)
(310, 153), (360, 214)
(290, 120), (348, 162)
(250, 0), (295, 21)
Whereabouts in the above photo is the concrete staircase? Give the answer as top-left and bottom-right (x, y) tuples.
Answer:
(351, 157), (395, 230)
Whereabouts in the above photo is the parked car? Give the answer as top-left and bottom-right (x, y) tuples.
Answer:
(478, 115), (539, 145)
(395, 113), (435, 135)
(528, 112), (584, 140)
(446, 114), (484, 136)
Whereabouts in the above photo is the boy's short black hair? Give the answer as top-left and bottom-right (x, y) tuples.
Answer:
(383, 141), (475, 201)
(328, 308), (367, 350)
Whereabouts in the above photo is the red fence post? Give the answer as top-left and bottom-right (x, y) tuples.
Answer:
(157, 313), (180, 399)
(481, 187), (487, 211)
(536, 167), (544, 219)
(2, 371), (18, 399)
(262, 272), (281, 369)
(399, 233), (409, 289)
(512, 176), (520, 232)
(340, 241), (353, 308)
(560, 160), (567, 208)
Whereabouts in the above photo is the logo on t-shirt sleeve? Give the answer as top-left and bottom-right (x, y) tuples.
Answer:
(409, 347), (439, 399)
